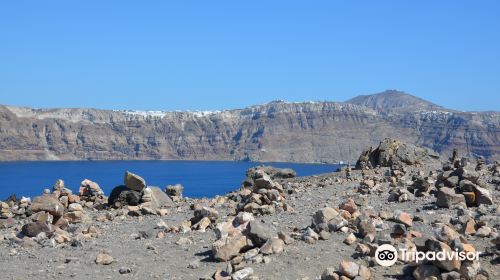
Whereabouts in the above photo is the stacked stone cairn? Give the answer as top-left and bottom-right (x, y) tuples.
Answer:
(435, 152), (493, 209)
(78, 178), (106, 207)
(165, 184), (184, 202)
(211, 212), (289, 274)
(228, 166), (295, 216)
(108, 171), (172, 216)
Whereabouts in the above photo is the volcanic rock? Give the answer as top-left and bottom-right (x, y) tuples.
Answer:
(124, 171), (146, 191)
(31, 195), (64, 217)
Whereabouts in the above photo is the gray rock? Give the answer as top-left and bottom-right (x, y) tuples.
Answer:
(124, 171), (146, 191)
(247, 221), (274, 246)
(445, 176), (460, 187)
(193, 206), (219, 224)
(108, 186), (141, 208)
(148, 187), (173, 209)
(339, 260), (359, 278)
(119, 267), (132, 274)
(22, 221), (54, 237)
(232, 267), (254, 280)
(312, 207), (339, 226)
(473, 185), (493, 206)
(30, 195), (64, 217)
(436, 187), (466, 208)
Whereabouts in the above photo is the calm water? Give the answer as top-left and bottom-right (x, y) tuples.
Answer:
(0, 161), (340, 199)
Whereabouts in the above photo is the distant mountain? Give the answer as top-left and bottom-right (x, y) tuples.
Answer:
(346, 90), (442, 111)
(0, 91), (498, 162)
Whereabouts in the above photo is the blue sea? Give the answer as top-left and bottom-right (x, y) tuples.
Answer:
(0, 161), (340, 200)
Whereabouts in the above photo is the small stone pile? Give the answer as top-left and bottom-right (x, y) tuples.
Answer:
(321, 260), (371, 280)
(491, 161), (500, 177)
(16, 179), (108, 246)
(21, 192), (71, 244)
(211, 212), (287, 267)
(435, 155), (493, 209)
(304, 197), (366, 244)
(108, 171), (173, 215)
(357, 177), (382, 195)
(408, 224), (488, 280)
(231, 167), (293, 216)
(408, 173), (436, 197)
(0, 201), (12, 219)
(78, 179), (106, 206)
(190, 205), (219, 232)
(165, 183), (184, 202)
(475, 156), (486, 171)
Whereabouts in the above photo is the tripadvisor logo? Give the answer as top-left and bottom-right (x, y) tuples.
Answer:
(375, 244), (398, 267)
(375, 244), (481, 267)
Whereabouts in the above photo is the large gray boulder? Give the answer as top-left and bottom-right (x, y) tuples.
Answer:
(22, 221), (54, 237)
(436, 187), (466, 208)
(124, 171), (146, 191)
(246, 221), (274, 246)
(30, 195), (64, 217)
(356, 138), (440, 169)
(147, 187), (173, 209)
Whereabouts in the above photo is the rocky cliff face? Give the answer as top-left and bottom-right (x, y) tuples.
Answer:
(1, 91), (499, 162)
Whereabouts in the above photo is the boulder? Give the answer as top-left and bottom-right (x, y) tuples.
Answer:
(31, 195), (64, 217)
(459, 260), (481, 280)
(192, 206), (219, 224)
(147, 186), (173, 209)
(108, 185), (141, 208)
(124, 171), (146, 191)
(0, 217), (15, 229)
(357, 218), (376, 237)
(22, 221), (54, 237)
(192, 217), (211, 232)
(254, 174), (274, 189)
(246, 221), (274, 246)
(212, 235), (248, 261)
(67, 203), (83, 212)
(312, 207), (339, 226)
(339, 198), (357, 214)
(64, 211), (85, 223)
(436, 187), (466, 208)
(339, 260), (359, 278)
(355, 138), (439, 169)
(259, 237), (284, 255)
(473, 185), (493, 206)
(426, 239), (461, 272)
(392, 211), (413, 227)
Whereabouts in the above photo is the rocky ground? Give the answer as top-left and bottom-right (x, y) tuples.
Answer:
(0, 138), (499, 280)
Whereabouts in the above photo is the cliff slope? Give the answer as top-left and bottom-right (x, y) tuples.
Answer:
(1, 91), (498, 162)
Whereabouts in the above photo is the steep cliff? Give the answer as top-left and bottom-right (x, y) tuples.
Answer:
(1, 91), (499, 162)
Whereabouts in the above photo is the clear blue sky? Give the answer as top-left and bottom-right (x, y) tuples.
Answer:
(1, 1), (499, 111)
